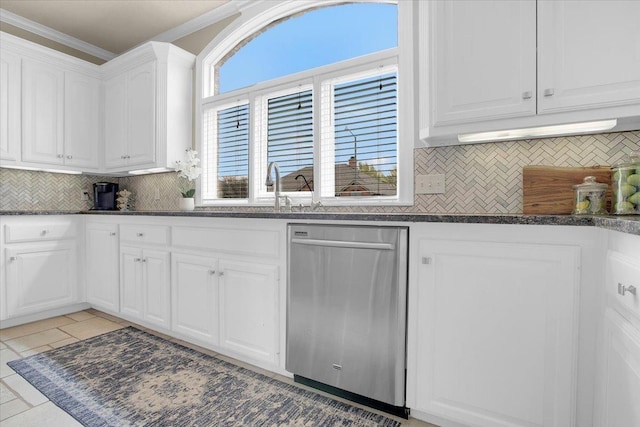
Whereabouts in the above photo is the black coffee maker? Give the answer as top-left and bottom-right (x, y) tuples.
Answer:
(93, 182), (119, 210)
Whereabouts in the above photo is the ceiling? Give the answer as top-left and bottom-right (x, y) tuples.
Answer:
(0, 0), (237, 62)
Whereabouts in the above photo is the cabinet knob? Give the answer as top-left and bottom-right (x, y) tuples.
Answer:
(41, 229), (48, 236)
(208, 270), (216, 275)
(57, 154), (63, 158)
(141, 258), (147, 263)
(110, 232), (117, 236)
(522, 91), (532, 100)
(218, 271), (224, 277)
(618, 283), (637, 296)
(137, 233), (144, 237)
(9, 256), (17, 262)
(66, 155), (72, 159)
(543, 88), (554, 97)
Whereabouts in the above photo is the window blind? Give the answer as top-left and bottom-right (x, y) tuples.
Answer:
(217, 103), (249, 198)
(267, 89), (314, 192)
(333, 72), (397, 197)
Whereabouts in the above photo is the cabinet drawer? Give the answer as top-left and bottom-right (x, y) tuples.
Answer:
(4, 222), (77, 243)
(172, 226), (279, 258)
(120, 225), (169, 246)
(607, 250), (640, 320)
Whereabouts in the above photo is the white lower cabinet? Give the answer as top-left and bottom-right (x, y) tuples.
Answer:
(6, 242), (77, 317)
(85, 222), (119, 312)
(218, 259), (278, 364)
(411, 236), (580, 427)
(594, 232), (640, 427)
(595, 309), (640, 427)
(120, 246), (170, 329)
(171, 252), (279, 364)
(171, 253), (219, 344)
(1, 216), (79, 321)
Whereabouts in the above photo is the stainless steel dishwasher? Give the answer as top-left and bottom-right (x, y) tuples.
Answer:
(286, 223), (409, 417)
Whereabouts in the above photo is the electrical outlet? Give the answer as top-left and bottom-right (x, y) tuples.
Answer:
(80, 190), (89, 201)
(415, 174), (445, 194)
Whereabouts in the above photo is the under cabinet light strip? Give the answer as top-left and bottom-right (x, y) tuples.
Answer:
(458, 119), (618, 143)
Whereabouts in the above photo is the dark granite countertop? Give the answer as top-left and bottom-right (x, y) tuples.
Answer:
(2, 210), (639, 236)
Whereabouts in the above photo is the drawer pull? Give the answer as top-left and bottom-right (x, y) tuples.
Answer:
(110, 232), (117, 236)
(208, 270), (216, 275)
(543, 88), (555, 97)
(618, 283), (637, 296)
(9, 256), (17, 262)
(137, 233), (144, 237)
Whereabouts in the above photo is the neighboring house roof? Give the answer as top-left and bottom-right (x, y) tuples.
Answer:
(278, 160), (396, 196)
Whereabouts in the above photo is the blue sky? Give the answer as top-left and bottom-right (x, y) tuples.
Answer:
(218, 3), (398, 93)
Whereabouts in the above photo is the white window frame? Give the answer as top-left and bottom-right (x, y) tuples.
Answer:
(196, 0), (415, 207)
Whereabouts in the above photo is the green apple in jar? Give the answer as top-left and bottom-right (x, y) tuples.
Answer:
(627, 174), (640, 187)
(614, 184), (636, 198)
(615, 201), (635, 213)
(629, 192), (640, 205)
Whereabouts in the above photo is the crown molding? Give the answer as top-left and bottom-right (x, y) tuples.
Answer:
(147, 0), (258, 45)
(0, 8), (116, 61)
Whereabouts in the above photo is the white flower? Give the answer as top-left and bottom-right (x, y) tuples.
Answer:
(176, 149), (201, 198)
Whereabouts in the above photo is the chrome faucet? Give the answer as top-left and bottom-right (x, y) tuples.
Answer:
(265, 161), (282, 211)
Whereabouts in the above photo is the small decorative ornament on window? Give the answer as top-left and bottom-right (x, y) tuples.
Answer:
(175, 149), (202, 210)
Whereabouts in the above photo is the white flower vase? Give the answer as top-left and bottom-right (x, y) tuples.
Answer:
(179, 197), (195, 211)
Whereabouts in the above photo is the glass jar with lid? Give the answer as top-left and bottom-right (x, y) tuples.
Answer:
(611, 151), (640, 215)
(573, 176), (608, 215)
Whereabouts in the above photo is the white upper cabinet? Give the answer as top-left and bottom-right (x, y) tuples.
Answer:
(0, 49), (21, 163)
(2, 33), (101, 171)
(430, 0), (536, 126)
(104, 61), (155, 169)
(0, 32), (193, 175)
(102, 42), (194, 173)
(420, 0), (640, 146)
(537, 0), (640, 114)
(22, 59), (65, 166)
(64, 71), (101, 169)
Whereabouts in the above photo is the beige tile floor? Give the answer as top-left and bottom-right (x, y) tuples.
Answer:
(0, 310), (437, 427)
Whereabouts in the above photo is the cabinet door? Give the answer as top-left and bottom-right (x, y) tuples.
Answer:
(431, 0), (536, 125)
(22, 59), (65, 165)
(0, 50), (21, 163)
(171, 253), (219, 344)
(85, 223), (119, 312)
(219, 259), (278, 364)
(142, 249), (170, 329)
(538, 1), (640, 113)
(126, 61), (156, 167)
(594, 309), (640, 427)
(64, 71), (100, 169)
(104, 73), (128, 168)
(413, 239), (579, 427)
(5, 242), (77, 317)
(120, 246), (143, 320)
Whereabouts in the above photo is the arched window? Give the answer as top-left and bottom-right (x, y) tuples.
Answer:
(197, 0), (414, 207)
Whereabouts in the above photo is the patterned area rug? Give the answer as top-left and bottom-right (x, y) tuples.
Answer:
(8, 327), (401, 427)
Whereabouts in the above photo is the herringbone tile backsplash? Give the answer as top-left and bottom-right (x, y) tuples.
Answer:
(2, 130), (638, 213)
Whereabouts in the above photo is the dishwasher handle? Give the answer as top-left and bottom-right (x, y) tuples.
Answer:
(291, 237), (394, 251)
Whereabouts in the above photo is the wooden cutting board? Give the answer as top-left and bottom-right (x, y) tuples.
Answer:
(523, 166), (612, 214)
